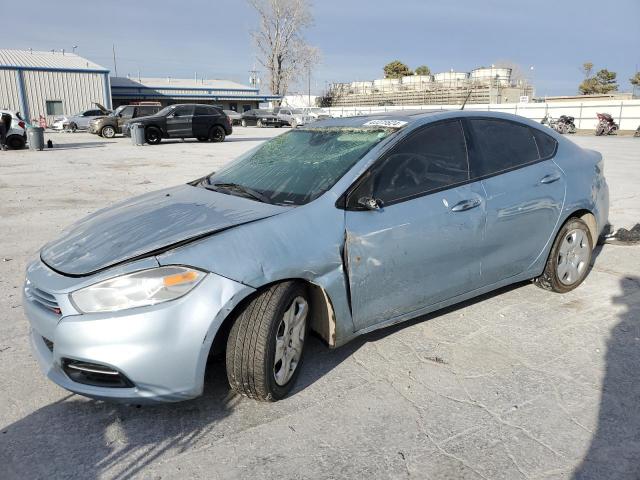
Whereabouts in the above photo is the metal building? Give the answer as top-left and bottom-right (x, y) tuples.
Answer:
(110, 77), (280, 111)
(0, 49), (111, 123)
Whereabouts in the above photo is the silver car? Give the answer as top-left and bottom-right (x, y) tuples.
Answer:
(23, 111), (609, 403)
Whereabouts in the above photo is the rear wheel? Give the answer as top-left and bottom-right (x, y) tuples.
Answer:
(226, 281), (310, 401)
(145, 127), (162, 145)
(209, 125), (226, 143)
(101, 125), (116, 138)
(535, 218), (593, 293)
(7, 135), (26, 149)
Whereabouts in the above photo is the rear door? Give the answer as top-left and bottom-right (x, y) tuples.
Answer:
(465, 118), (565, 285)
(193, 105), (217, 138)
(345, 120), (486, 330)
(166, 105), (194, 138)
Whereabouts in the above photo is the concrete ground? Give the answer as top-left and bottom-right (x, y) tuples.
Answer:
(0, 129), (638, 479)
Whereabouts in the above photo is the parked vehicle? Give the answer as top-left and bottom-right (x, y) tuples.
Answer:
(223, 110), (243, 126)
(556, 115), (577, 134)
(276, 108), (313, 127)
(50, 104), (111, 132)
(0, 109), (27, 149)
(595, 113), (618, 136)
(23, 111), (609, 403)
(241, 109), (284, 127)
(302, 107), (332, 120)
(541, 114), (576, 134)
(122, 104), (232, 144)
(89, 105), (161, 138)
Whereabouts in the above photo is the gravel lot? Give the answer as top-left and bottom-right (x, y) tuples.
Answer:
(0, 129), (638, 479)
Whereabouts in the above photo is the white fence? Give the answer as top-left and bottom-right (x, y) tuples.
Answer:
(326, 99), (640, 131)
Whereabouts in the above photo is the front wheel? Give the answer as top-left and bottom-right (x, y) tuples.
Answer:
(257, 119), (263, 128)
(101, 125), (116, 138)
(534, 218), (593, 293)
(226, 281), (310, 401)
(68, 122), (78, 133)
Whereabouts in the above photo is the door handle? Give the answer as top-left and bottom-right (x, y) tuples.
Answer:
(540, 173), (561, 184)
(451, 198), (481, 212)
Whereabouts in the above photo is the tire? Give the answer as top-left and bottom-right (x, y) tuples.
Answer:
(101, 125), (116, 138)
(7, 135), (25, 150)
(145, 127), (162, 145)
(69, 122), (78, 133)
(609, 125), (618, 135)
(595, 125), (605, 136)
(257, 119), (263, 128)
(534, 218), (593, 293)
(291, 119), (298, 128)
(226, 281), (310, 401)
(209, 125), (226, 143)
(241, 119), (247, 127)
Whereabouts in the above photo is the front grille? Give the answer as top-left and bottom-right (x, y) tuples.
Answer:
(25, 282), (61, 315)
(62, 359), (134, 388)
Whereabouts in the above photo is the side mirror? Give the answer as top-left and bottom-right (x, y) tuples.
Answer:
(357, 196), (383, 210)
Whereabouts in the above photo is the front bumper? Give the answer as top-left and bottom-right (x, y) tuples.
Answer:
(23, 259), (254, 403)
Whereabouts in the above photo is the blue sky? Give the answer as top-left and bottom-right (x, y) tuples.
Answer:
(4, 0), (639, 96)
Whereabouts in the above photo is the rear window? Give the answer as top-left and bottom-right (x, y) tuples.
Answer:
(195, 106), (216, 116)
(532, 128), (557, 158)
(468, 119), (541, 178)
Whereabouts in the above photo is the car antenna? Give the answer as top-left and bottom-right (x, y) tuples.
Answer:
(460, 90), (472, 110)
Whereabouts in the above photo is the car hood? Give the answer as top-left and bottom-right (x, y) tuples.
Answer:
(40, 184), (289, 276)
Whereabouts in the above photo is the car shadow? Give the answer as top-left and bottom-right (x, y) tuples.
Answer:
(572, 275), (640, 479)
(0, 361), (239, 480)
(45, 141), (117, 150)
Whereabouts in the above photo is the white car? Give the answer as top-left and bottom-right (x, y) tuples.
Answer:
(276, 108), (313, 128)
(302, 107), (332, 120)
(0, 109), (27, 149)
(50, 104), (110, 132)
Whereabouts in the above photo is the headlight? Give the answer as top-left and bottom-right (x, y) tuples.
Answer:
(70, 266), (205, 313)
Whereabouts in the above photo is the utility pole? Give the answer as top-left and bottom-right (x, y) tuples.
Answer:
(308, 65), (311, 107)
(112, 44), (118, 77)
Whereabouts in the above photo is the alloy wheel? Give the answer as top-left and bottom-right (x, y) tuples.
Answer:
(273, 296), (308, 386)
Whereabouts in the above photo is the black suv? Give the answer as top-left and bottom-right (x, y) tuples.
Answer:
(124, 104), (232, 144)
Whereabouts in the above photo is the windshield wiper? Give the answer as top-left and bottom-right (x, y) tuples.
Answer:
(206, 182), (273, 204)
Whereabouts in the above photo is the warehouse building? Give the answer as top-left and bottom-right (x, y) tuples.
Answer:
(0, 49), (111, 123)
(110, 77), (280, 111)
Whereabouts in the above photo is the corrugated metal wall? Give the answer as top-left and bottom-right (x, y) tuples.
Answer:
(21, 70), (108, 122)
(0, 69), (21, 111)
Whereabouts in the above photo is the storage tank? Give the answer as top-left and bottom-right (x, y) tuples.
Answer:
(434, 71), (469, 83)
(373, 78), (401, 91)
(470, 67), (512, 86)
(401, 75), (433, 86)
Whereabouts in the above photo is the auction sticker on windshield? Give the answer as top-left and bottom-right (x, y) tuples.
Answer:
(363, 119), (408, 128)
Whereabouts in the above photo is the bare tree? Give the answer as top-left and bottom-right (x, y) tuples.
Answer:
(248, 0), (319, 97)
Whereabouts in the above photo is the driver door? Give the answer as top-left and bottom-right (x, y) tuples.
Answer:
(166, 105), (194, 138)
(344, 120), (486, 331)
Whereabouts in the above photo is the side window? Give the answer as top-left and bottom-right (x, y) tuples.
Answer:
(468, 119), (540, 178)
(370, 120), (469, 205)
(195, 105), (213, 116)
(173, 105), (194, 117)
(134, 106), (153, 117)
(120, 106), (134, 119)
(531, 128), (557, 158)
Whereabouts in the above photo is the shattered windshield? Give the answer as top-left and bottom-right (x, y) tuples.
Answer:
(205, 127), (394, 205)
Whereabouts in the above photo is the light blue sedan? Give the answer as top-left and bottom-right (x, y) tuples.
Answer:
(23, 110), (609, 403)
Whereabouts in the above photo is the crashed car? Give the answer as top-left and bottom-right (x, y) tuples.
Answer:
(50, 104), (110, 132)
(23, 110), (608, 403)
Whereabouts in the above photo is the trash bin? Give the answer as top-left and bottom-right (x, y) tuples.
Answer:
(27, 127), (45, 151)
(131, 123), (146, 146)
